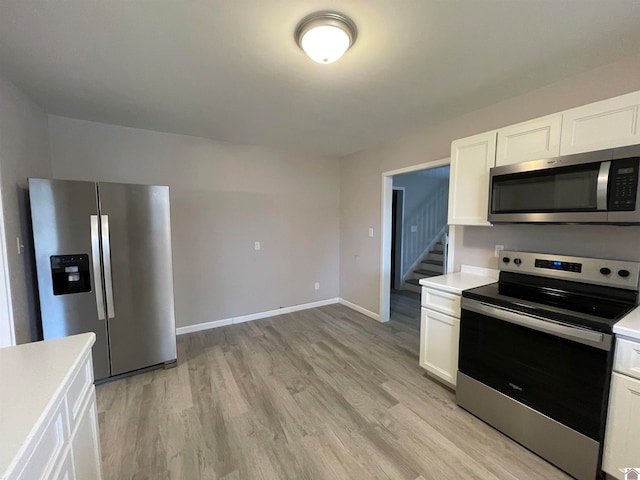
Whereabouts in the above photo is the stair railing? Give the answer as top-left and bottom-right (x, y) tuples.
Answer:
(400, 182), (449, 282)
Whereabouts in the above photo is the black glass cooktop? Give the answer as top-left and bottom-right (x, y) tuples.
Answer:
(462, 272), (638, 334)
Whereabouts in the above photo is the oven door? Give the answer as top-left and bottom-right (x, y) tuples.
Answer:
(459, 298), (613, 442)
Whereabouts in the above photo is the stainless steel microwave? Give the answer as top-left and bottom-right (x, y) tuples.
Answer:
(488, 145), (640, 224)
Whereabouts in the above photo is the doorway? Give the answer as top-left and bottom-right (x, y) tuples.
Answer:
(391, 187), (404, 290)
(379, 157), (451, 323)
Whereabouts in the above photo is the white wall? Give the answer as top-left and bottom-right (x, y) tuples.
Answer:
(340, 52), (640, 314)
(393, 166), (449, 276)
(0, 74), (51, 344)
(48, 116), (340, 329)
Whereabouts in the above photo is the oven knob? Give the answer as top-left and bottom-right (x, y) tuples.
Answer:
(618, 269), (630, 278)
(514, 258), (522, 266)
(502, 257), (510, 264)
(600, 267), (611, 275)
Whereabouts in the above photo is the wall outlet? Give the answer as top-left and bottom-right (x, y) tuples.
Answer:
(411, 225), (417, 233)
(494, 244), (504, 257)
(314, 282), (320, 290)
(254, 241), (261, 251)
(368, 227), (374, 238)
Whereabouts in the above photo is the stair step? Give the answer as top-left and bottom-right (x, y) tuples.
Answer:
(406, 278), (422, 286)
(413, 269), (440, 276)
(422, 259), (443, 266)
(404, 282), (422, 294)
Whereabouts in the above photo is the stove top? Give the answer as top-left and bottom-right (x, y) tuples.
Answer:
(462, 251), (640, 334)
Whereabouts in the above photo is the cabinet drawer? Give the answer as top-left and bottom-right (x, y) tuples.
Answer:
(16, 400), (68, 480)
(614, 337), (640, 381)
(421, 287), (460, 317)
(66, 353), (94, 422)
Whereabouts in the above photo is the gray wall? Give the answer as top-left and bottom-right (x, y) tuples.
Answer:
(340, 52), (640, 314)
(393, 166), (449, 276)
(0, 74), (51, 343)
(48, 116), (340, 329)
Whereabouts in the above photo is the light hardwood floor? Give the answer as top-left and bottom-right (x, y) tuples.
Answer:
(96, 294), (571, 480)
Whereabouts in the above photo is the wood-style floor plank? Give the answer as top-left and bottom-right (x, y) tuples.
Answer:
(96, 292), (571, 480)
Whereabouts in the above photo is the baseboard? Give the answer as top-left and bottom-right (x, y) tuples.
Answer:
(176, 297), (340, 335)
(338, 298), (381, 322)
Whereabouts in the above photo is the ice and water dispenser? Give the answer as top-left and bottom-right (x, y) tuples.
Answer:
(50, 254), (91, 295)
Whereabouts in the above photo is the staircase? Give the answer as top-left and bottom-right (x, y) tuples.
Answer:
(404, 235), (447, 293)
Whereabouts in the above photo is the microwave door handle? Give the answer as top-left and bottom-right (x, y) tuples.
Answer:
(90, 215), (106, 321)
(597, 161), (611, 211)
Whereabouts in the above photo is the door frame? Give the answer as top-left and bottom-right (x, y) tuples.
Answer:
(0, 185), (15, 347)
(380, 157), (450, 322)
(391, 186), (405, 290)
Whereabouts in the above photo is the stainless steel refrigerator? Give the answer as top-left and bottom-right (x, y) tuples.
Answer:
(29, 179), (177, 381)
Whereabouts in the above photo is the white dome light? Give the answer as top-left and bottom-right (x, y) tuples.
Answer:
(295, 12), (357, 64)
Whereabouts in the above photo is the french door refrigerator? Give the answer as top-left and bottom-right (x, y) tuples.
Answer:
(29, 179), (177, 381)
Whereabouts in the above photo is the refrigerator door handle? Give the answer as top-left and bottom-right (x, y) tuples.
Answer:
(101, 215), (116, 319)
(90, 215), (106, 321)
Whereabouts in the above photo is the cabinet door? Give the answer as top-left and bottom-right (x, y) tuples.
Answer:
(52, 449), (76, 480)
(420, 307), (460, 387)
(560, 91), (640, 155)
(71, 392), (103, 480)
(603, 372), (640, 480)
(448, 131), (496, 226)
(496, 114), (562, 166)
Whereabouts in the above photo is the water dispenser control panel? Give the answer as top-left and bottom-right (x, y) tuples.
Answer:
(50, 254), (91, 295)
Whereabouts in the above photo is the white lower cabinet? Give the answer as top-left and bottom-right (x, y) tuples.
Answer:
(52, 450), (75, 480)
(420, 307), (460, 387)
(2, 334), (103, 480)
(603, 337), (640, 479)
(71, 392), (102, 480)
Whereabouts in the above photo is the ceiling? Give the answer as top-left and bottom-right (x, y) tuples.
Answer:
(1, 1), (640, 157)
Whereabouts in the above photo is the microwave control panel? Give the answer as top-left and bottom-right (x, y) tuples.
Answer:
(609, 157), (639, 211)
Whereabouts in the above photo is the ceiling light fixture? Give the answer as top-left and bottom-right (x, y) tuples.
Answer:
(294, 12), (357, 64)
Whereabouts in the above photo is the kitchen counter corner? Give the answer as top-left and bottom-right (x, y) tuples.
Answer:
(418, 265), (499, 295)
(613, 305), (640, 341)
(0, 332), (96, 478)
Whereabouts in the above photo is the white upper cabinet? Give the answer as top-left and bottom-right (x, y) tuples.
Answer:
(560, 91), (640, 155)
(496, 114), (562, 166)
(448, 131), (496, 226)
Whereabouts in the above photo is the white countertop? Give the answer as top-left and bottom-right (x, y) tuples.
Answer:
(614, 305), (640, 341)
(418, 265), (499, 295)
(0, 332), (95, 477)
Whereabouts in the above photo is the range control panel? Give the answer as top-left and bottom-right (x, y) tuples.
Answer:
(500, 251), (640, 290)
(50, 254), (91, 295)
(534, 259), (582, 273)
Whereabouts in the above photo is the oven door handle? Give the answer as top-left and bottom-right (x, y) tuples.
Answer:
(461, 298), (612, 351)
